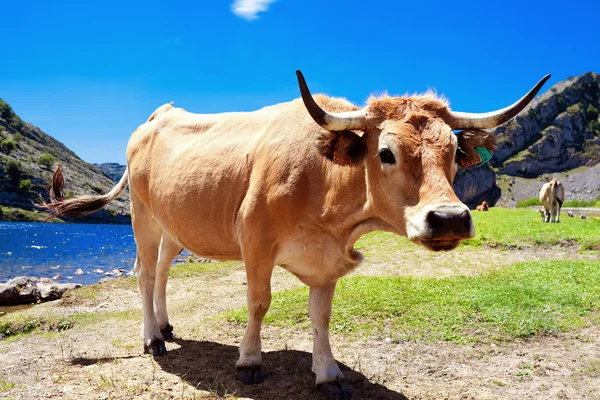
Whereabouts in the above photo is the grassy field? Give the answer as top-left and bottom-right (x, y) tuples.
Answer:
(1, 207), (599, 399)
(517, 196), (600, 208)
(227, 260), (600, 343)
(354, 207), (600, 254)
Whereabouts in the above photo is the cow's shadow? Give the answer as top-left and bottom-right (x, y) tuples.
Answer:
(152, 338), (409, 400)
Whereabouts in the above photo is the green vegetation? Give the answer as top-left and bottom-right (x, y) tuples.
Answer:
(0, 139), (16, 154)
(0, 308), (137, 341)
(586, 104), (599, 121)
(0, 206), (63, 223)
(168, 260), (241, 279)
(516, 197), (541, 208)
(18, 179), (33, 195)
(3, 159), (21, 186)
(0, 100), (23, 130)
(225, 260), (600, 343)
(566, 103), (582, 115)
(36, 153), (57, 169)
(0, 314), (75, 340)
(465, 208), (600, 250)
(563, 198), (600, 208)
(518, 197), (600, 209)
(0, 374), (16, 392)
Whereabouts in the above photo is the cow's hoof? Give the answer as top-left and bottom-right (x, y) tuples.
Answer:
(144, 339), (167, 357)
(160, 324), (177, 342)
(237, 366), (264, 385)
(318, 380), (352, 400)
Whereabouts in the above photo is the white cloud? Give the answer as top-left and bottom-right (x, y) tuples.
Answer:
(231, 0), (277, 21)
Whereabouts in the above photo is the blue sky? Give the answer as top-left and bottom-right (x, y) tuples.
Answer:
(1, 0), (599, 164)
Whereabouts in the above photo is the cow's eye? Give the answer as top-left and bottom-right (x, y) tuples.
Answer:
(377, 148), (396, 164)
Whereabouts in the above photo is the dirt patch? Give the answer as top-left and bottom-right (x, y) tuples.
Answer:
(1, 247), (599, 399)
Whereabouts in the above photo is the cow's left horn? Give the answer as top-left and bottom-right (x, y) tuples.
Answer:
(296, 70), (367, 131)
(448, 74), (551, 130)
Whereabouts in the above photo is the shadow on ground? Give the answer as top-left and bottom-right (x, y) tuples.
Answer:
(149, 338), (409, 400)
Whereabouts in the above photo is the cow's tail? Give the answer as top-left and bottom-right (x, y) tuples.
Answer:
(39, 168), (129, 221)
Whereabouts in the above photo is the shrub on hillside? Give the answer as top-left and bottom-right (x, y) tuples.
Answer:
(586, 104), (599, 121)
(3, 159), (22, 185)
(0, 139), (16, 154)
(18, 179), (34, 195)
(36, 154), (57, 169)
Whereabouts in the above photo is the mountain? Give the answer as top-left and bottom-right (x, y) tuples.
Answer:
(93, 163), (126, 182)
(0, 99), (130, 223)
(453, 72), (600, 207)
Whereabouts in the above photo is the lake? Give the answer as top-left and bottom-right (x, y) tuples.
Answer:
(0, 222), (137, 285)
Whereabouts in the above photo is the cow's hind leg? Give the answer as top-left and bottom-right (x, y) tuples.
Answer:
(235, 254), (274, 384)
(131, 194), (165, 356)
(154, 234), (182, 341)
(309, 281), (351, 399)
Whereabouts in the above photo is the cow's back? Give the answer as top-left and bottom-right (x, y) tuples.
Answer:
(127, 105), (277, 259)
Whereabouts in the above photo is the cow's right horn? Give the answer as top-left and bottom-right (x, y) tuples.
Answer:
(296, 70), (367, 131)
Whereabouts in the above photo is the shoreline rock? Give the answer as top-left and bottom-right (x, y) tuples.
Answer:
(0, 276), (82, 306)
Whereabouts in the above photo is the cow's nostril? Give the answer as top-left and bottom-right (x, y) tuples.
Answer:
(427, 211), (446, 230)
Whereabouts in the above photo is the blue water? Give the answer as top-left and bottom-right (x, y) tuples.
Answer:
(0, 222), (137, 285)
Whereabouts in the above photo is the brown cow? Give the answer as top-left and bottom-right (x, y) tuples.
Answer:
(539, 178), (564, 223)
(475, 201), (489, 211)
(40, 71), (549, 397)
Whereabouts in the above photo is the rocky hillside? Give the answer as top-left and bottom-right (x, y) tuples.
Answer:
(0, 99), (130, 223)
(93, 163), (126, 182)
(454, 72), (600, 207)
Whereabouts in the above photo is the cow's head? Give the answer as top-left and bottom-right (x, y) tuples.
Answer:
(297, 71), (550, 251)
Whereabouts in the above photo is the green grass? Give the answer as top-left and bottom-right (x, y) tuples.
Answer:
(464, 208), (600, 250)
(0, 374), (16, 392)
(168, 260), (241, 279)
(353, 208), (600, 253)
(516, 197), (542, 208)
(518, 196), (600, 209)
(0, 314), (75, 340)
(0, 308), (137, 341)
(563, 198), (600, 208)
(225, 260), (600, 343)
(0, 206), (64, 223)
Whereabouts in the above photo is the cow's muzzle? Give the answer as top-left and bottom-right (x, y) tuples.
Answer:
(406, 204), (475, 251)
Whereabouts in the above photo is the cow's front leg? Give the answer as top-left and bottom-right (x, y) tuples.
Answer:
(309, 281), (351, 400)
(236, 262), (274, 384)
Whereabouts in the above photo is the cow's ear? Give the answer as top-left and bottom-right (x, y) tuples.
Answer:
(455, 130), (496, 168)
(315, 130), (367, 167)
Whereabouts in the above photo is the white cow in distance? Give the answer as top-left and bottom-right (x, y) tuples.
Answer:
(539, 178), (565, 223)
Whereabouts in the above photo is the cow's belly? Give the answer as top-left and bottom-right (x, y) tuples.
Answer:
(157, 215), (243, 261)
(275, 230), (363, 286)
(147, 172), (246, 261)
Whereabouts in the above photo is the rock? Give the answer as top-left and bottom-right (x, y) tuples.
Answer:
(0, 276), (81, 305)
(0, 277), (40, 306)
(74, 269), (84, 275)
(453, 164), (500, 208)
(38, 277), (53, 283)
(111, 269), (125, 278)
(52, 275), (62, 280)
(37, 283), (82, 301)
